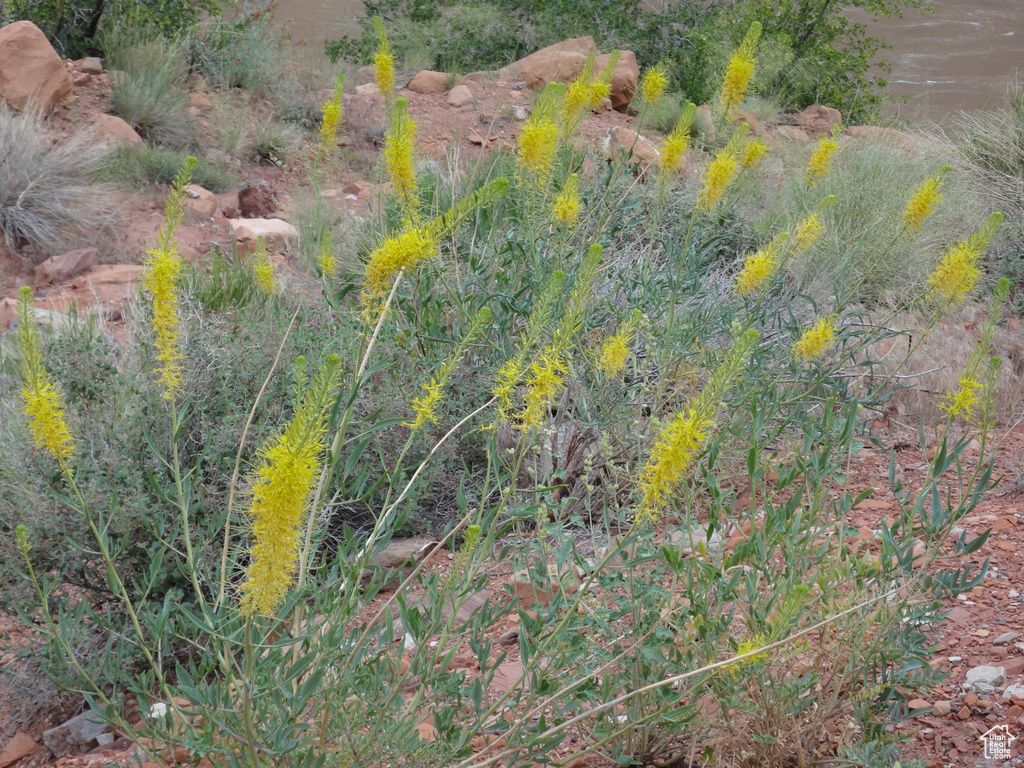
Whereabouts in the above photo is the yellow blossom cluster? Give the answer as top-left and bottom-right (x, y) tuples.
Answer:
(639, 63), (667, 106)
(792, 315), (838, 361)
(806, 134), (840, 186)
(319, 73), (344, 153)
(240, 356), (342, 616)
(720, 22), (761, 116)
(517, 112), (558, 185)
(16, 287), (74, 464)
(659, 103), (696, 177)
(740, 137), (767, 169)
(589, 52), (619, 110)
(520, 347), (567, 429)
(697, 123), (749, 213)
(372, 17), (395, 98)
(384, 98), (419, 222)
(903, 165), (950, 230)
(597, 310), (641, 376)
(733, 231), (790, 296)
(552, 173), (581, 226)
(793, 212), (823, 250)
(252, 238), (276, 295)
(926, 213), (1002, 306)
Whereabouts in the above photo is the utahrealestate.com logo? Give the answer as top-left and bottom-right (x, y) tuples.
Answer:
(980, 724), (1017, 760)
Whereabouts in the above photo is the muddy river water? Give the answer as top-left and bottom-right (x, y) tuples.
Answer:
(275, 0), (1023, 118)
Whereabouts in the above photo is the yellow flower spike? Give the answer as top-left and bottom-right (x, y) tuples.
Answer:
(316, 232), (337, 277)
(318, 73), (345, 153)
(15, 286), (74, 464)
(733, 231), (790, 296)
(658, 103), (697, 177)
(372, 17), (395, 99)
(903, 165), (951, 230)
(806, 132), (841, 186)
(405, 307), (491, 429)
(740, 137), (767, 169)
(793, 212), (823, 251)
(589, 51), (620, 110)
(552, 173), (581, 227)
(598, 310), (641, 377)
(519, 346), (567, 430)
(697, 123), (750, 213)
(363, 227), (436, 299)
(926, 212), (1002, 307)
(517, 113), (558, 186)
(943, 374), (981, 421)
(142, 157), (194, 400)
(240, 355), (343, 617)
(564, 56), (595, 117)
(639, 63), (668, 106)
(252, 237), (276, 295)
(720, 22), (761, 116)
(384, 98), (420, 223)
(792, 315), (838, 362)
(635, 329), (757, 522)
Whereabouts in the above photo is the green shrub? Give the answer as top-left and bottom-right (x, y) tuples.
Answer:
(180, 11), (281, 91)
(107, 38), (193, 146)
(248, 118), (301, 166)
(0, 105), (110, 256)
(99, 145), (234, 192)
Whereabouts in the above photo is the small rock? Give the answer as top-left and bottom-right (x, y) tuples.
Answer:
(228, 218), (298, 247)
(78, 57), (103, 74)
(43, 710), (111, 758)
(355, 83), (381, 97)
(994, 631), (1021, 645)
(1003, 683), (1024, 701)
(238, 180), (277, 218)
(774, 125), (810, 143)
(34, 247), (97, 286)
(0, 733), (40, 768)
(189, 91), (212, 108)
(963, 665), (1006, 695)
(907, 698), (931, 711)
(957, 705), (971, 720)
(933, 700), (952, 716)
(497, 628), (520, 646)
(447, 84), (473, 107)
(407, 70), (449, 94)
(604, 125), (660, 169)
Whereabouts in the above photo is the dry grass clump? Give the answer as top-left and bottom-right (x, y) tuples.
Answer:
(860, 302), (1023, 425)
(0, 106), (113, 259)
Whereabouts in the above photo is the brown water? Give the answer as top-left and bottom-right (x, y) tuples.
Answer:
(275, 0), (1024, 118)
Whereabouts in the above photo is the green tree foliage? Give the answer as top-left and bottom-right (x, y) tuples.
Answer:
(1, 0), (222, 58)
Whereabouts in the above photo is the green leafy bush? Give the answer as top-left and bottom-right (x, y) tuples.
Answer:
(107, 38), (193, 146)
(99, 145), (234, 192)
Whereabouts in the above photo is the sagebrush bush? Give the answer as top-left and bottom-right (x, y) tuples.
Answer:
(1, 23), (1009, 768)
(0, 106), (111, 257)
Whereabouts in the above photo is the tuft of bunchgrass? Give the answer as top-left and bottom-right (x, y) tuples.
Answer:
(99, 145), (235, 193)
(107, 39), (193, 147)
(0, 105), (112, 256)
(248, 119), (301, 166)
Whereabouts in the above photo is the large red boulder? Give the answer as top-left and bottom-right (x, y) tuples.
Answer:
(0, 20), (72, 112)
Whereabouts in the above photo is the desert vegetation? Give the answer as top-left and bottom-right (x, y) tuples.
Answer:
(0, 3), (1022, 768)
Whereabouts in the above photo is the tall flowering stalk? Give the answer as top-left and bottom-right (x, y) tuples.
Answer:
(588, 52), (619, 110)
(240, 355), (343, 617)
(903, 165), (950, 230)
(639, 63), (668, 107)
(406, 307), (492, 429)
(517, 84), (561, 191)
(733, 231), (790, 297)
(942, 278), (1009, 425)
(384, 98), (420, 224)
(792, 315), (838, 361)
(740, 137), (767, 169)
(658, 103), (697, 179)
(597, 309), (642, 377)
(926, 212), (1002, 307)
(316, 232), (337, 277)
(636, 328), (758, 522)
(719, 22), (761, 117)
(552, 173), (581, 227)
(252, 236), (276, 295)
(806, 131), (841, 186)
(697, 123), (749, 213)
(143, 157), (195, 400)
(15, 287), (74, 465)
(563, 55), (595, 129)
(372, 17), (395, 103)
(318, 72), (344, 153)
